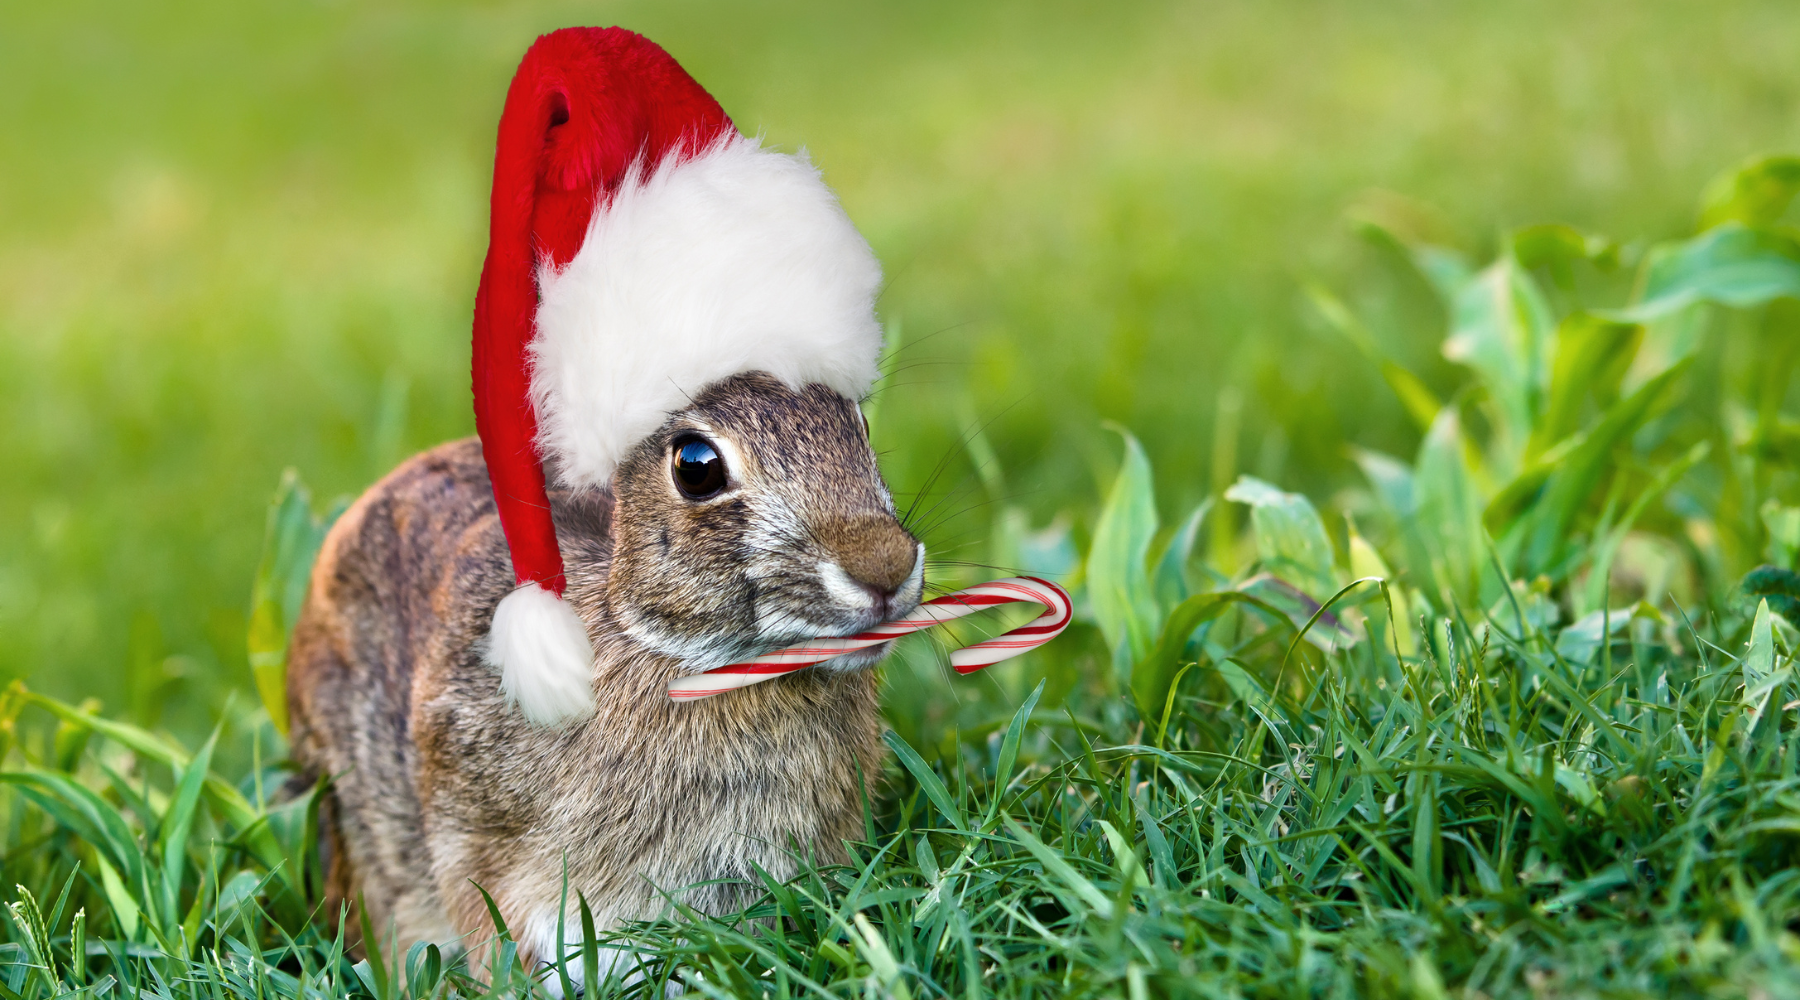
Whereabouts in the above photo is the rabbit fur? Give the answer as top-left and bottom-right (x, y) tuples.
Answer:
(286, 372), (921, 979)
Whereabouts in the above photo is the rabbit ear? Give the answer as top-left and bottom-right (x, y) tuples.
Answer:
(472, 28), (730, 724)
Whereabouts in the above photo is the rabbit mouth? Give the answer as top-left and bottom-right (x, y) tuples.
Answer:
(643, 591), (897, 674)
(724, 553), (923, 673)
(644, 546), (925, 674)
(797, 551), (925, 673)
(814, 642), (897, 673)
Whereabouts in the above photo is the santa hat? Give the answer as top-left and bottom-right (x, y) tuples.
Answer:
(472, 27), (884, 724)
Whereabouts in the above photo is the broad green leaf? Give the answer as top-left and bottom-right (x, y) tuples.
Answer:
(1413, 410), (1486, 603)
(1152, 500), (1210, 610)
(1607, 223), (1800, 323)
(1535, 314), (1642, 457)
(1484, 435), (1578, 535)
(1413, 245), (1476, 304)
(1743, 599), (1782, 733)
(95, 856), (140, 941)
(216, 870), (264, 914)
(1699, 155), (1800, 230)
(1487, 577), (1561, 638)
(1224, 476), (1337, 600)
(1351, 448), (1417, 523)
(1517, 360), (1690, 575)
(1441, 258), (1556, 464)
(1351, 216), (1472, 303)
(261, 770), (330, 904)
(1237, 575), (1359, 652)
(1088, 428), (1161, 680)
(1215, 661), (1274, 718)
(1129, 591), (1256, 724)
(1510, 223), (1620, 272)
(1345, 524), (1390, 582)
(1016, 512), (1078, 581)
(1763, 501), (1800, 569)
(158, 726), (219, 931)
(1580, 440), (1710, 613)
(1555, 604), (1661, 664)
(1552, 765), (1603, 815)
(248, 470), (343, 736)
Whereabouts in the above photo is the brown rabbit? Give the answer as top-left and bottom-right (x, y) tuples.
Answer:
(285, 28), (918, 981)
(287, 374), (919, 973)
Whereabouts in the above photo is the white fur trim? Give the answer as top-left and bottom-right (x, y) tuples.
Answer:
(484, 583), (596, 725)
(530, 134), (883, 488)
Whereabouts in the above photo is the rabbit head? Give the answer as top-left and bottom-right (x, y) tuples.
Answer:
(602, 371), (923, 671)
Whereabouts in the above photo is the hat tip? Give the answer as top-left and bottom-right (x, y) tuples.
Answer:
(485, 581), (597, 725)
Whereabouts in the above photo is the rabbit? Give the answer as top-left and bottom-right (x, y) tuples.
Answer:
(286, 370), (923, 978)
(284, 23), (920, 983)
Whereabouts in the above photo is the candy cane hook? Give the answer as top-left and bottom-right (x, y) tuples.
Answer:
(667, 576), (1073, 702)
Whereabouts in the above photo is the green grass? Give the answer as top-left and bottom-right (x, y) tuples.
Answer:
(8, 2), (1800, 996)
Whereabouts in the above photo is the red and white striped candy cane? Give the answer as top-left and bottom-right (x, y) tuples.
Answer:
(667, 576), (1073, 702)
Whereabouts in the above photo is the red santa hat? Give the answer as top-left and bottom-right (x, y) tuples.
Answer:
(472, 27), (884, 724)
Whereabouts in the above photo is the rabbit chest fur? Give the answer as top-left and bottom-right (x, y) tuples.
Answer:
(286, 375), (911, 970)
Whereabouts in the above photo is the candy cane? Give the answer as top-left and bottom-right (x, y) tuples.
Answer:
(667, 576), (1073, 701)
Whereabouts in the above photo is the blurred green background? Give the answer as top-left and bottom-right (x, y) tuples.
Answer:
(3, 0), (1798, 738)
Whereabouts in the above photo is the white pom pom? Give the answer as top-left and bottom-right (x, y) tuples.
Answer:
(483, 582), (596, 725)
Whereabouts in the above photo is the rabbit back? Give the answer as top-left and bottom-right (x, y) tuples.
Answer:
(287, 437), (512, 948)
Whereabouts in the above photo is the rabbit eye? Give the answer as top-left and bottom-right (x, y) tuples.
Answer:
(670, 435), (727, 499)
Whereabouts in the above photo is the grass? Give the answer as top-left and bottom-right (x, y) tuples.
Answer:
(8, 2), (1800, 997)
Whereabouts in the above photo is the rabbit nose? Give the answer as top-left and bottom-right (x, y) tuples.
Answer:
(823, 516), (920, 598)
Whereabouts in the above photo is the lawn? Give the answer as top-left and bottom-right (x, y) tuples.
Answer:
(5, 1), (1800, 996)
